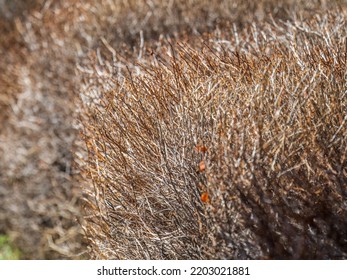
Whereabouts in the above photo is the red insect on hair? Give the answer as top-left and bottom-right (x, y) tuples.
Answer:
(195, 145), (208, 154)
(200, 192), (209, 203)
(199, 160), (206, 172)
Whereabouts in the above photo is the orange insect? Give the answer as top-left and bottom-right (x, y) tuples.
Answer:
(200, 192), (209, 203)
(199, 160), (206, 172)
(195, 145), (208, 154)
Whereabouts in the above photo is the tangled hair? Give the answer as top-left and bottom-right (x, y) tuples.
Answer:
(79, 11), (347, 259)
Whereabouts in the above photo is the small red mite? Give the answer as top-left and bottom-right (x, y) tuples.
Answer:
(200, 192), (209, 203)
(199, 160), (206, 172)
(195, 145), (208, 154)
